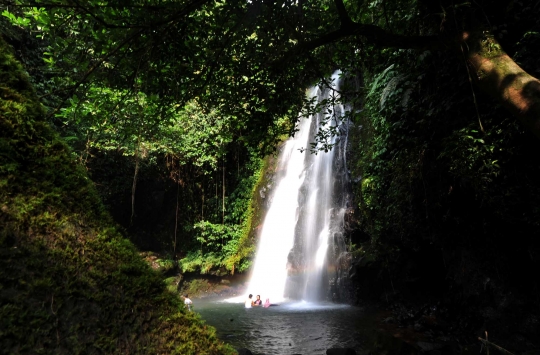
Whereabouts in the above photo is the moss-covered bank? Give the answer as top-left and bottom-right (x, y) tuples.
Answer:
(0, 37), (234, 354)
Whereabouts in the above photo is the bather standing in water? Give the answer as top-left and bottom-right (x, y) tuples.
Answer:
(253, 295), (262, 306)
(183, 294), (193, 311)
(245, 294), (253, 308)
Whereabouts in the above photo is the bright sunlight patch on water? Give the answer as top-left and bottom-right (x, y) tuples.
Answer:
(280, 300), (351, 311)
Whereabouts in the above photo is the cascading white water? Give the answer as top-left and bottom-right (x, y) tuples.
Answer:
(298, 71), (346, 302)
(244, 91), (315, 303)
(246, 71), (350, 303)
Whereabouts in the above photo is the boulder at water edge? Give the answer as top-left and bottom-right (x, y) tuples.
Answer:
(327, 348), (357, 355)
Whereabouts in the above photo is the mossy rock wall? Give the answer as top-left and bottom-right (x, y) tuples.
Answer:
(0, 38), (234, 354)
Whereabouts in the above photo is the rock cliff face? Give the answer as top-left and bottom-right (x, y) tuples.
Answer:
(327, 117), (356, 304)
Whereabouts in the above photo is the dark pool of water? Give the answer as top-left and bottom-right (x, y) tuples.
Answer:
(196, 299), (381, 355)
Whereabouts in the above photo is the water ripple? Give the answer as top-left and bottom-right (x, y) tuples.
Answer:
(197, 300), (377, 355)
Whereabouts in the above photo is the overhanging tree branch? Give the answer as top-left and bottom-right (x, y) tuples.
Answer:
(333, 0), (354, 27)
(275, 23), (449, 67)
(274, 0), (540, 139)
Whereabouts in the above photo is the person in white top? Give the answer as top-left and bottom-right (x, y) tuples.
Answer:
(245, 294), (253, 308)
(183, 294), (193, 311)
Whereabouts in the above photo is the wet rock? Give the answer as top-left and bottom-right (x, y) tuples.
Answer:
(368, 331), (420, 355)
(236, 348), (253, 355)
(326, 348), (356, 355)
(413, 322), (424, 331)
(416, 342), (444, 352)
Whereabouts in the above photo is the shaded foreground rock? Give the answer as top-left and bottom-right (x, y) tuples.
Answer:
(327, 348), (357, 355)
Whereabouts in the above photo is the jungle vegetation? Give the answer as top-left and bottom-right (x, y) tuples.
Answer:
(1, 0), (540, 352)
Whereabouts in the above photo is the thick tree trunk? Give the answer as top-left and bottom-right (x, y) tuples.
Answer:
(464, 31), (540, 137)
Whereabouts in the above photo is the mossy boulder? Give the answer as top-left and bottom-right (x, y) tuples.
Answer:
(0, 37), (235, 354)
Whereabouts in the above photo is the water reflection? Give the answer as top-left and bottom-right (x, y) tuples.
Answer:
(196, 300), (377, 355)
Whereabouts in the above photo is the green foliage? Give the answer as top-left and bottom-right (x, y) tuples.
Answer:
(0, 37), (234, 354)
(2, 0), (317, 152)
(181, 250), (225, 275)
(56, 86), (235, 172)
(156, 258), (177, 272)
(177, 151), (264, 275)
(164, 276), (181, 293)
(181, 279), (212, 298)
(2, 9), (31, 27)
(348, 2), (540, 308)
(439, 128), (500, 190)
(179, 221), (241, 274)
(193, 221), (241, 252)
(37, 48), (267, 274)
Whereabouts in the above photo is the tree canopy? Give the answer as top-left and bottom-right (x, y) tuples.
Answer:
(3, 0), (540, 143)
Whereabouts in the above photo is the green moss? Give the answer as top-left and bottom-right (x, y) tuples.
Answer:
(478, 34), (504, 59)
(228, 152), (278, 273)
(0, 38), (234, 354)
(180, 279), (212, 297)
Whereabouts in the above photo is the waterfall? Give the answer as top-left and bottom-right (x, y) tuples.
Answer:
(246, 71), (352, 303)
